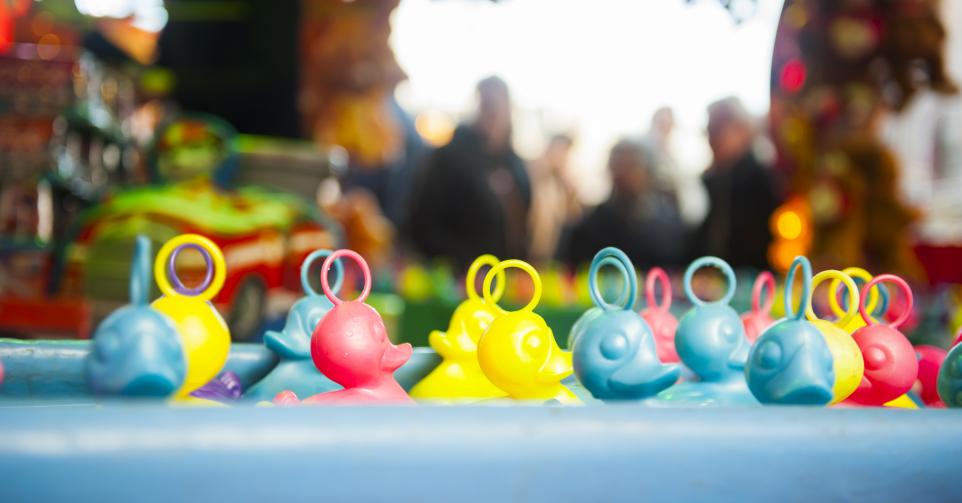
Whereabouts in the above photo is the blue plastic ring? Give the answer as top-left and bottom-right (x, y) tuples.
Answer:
(300, 249), (343, 297)
(784, 256), (812, 321)
(588, 247), (637, 312)
(683, 256), (736, 307)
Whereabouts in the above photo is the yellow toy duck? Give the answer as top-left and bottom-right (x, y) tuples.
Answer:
(804, 270), (865, 404)
(476, 259), (580, 405)
(151, 234), (231, 405)
(410, 255), (508, 400)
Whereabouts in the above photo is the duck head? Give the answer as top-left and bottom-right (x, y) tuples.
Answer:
(477, 311), (571, 397)
(264, 296), (334, 360)
(573, 310), (679, 400)
(86, 305), (186, 396)
(848, 325), (917, 405)
(746, 319), (834, 405)
(311, 301), (412, 388)
(85, 236), (185, 397)
(676, 304), (749, 382)
(430, 298), (499, 360)
(675, 257), (748, 383)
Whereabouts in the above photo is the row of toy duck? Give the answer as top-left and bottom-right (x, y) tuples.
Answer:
(409, 247), (948, 408)
(84, 235), (961, 409)
(85, 234), (235, 404)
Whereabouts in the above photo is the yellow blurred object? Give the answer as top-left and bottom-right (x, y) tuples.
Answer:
(415, 110), (455, 147)
(410, 255), (508, 400)
(477, 260), (580, 404)
(769, 197), (813, 272)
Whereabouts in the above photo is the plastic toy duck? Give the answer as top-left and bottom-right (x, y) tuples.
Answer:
(746, 256), (834, 405)
(150, 234), (231, 403)
(845, 274), (919, 407)
(247, 250), (344, 400)
(804, 269), (865, 404)
(477, 259), (580, 404)
(274, 249), (413, 404)
(741, 271), (776, 343)
(410, 254), (507, 400)
(916, 344), (948, 407)
(937, 331), (962, 407)
(86, 236), (185, 397)
(572, 248), (679, 401)
(640, 267), (680, 363)
(657, 257), (756, 406)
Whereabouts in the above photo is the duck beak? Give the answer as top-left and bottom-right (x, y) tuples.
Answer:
(381, 342), (413, 373)
(537, 346), (573, 383)
(429, 330), (455, 357)
(609, 361), (680, 398)
(770, 350), (834, 405)
(264, 329), (311, 360)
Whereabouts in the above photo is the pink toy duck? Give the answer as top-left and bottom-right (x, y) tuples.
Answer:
(741, 271), (776, 343)
(640, 267), (680, 363)
(845, 274), (918, 407)
(274, 249), (413, 405)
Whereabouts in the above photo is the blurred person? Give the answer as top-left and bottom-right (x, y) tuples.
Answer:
(693, 97), (780, 269)
(407, 76), (531, 269)
(528, 134), (581, 263)
(560, 139), (685, 268)
(641, 106), (709, 227)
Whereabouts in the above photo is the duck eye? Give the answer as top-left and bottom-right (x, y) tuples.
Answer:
(864, 347), (887, 371)
(755, 340), (782, 370)
(600, 333), (629, 360)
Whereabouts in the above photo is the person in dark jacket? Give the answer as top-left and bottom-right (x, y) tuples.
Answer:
(693, 97), (780, 269)
(560, 139), (686, 269)
(407, 76), (531, 269)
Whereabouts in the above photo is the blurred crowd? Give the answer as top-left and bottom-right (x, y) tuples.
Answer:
(394, 76), (781, 272)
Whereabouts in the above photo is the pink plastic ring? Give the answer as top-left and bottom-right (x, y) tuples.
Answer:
(320, 249), (371, 305)
(645, 267), (671, 313)
(751, 271), (775, 315)
(860, 274), (912, 329)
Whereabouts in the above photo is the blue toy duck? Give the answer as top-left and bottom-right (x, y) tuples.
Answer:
(571, 248), (679, 401)
(246, 250), (344, 400)
(657, 256), (757, 406)
(745, 256), (835, 405)
(85, 236), (186, 397)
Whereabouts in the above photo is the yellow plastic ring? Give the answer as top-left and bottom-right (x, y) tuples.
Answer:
(483, 259), (542, 314)
(806, 269), (858, 327)
(828, 267), (879, 321)
(466, 254), (505, 303)
(154, 234), (226, 303)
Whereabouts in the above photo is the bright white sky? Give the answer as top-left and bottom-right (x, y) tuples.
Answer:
(392, 0), (784, 202)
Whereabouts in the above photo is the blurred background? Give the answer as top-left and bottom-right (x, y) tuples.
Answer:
(1, 0), (961, 347)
